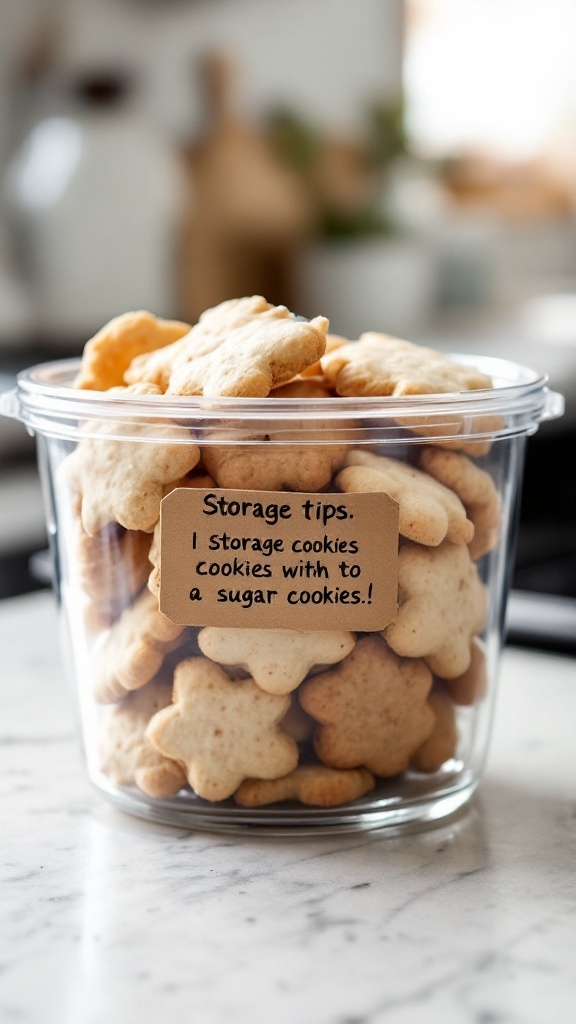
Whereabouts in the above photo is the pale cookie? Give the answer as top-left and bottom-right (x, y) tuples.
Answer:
(93, 588), (188, 703)
(383, 541), (488, 678)
(234, 765), (375, 808)
(418, 448), (501, 559)
(299, 636), (434, 777)
(74, 310), (190, 391)
(64, 384), (201, 534)
(444, 637), (487, 706)
(74, 499), (151, 623)
(410, 686), (458, 773)
(197, 627), (356, 695)
(125, 295), (283, 389)
(337, 450), (474, 546)
(146, 658), (298, 801)
(321, 332), (492, 397)
(166, 315), (328, 397)
(99, 678), (187, 797)
(202, 443), (347, 492)
(148, 471), (216, 600)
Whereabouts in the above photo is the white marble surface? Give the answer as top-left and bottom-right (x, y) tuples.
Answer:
(1, 591), (575, 1024)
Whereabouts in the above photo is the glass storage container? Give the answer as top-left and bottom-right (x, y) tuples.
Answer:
(1, 355), (563, 834)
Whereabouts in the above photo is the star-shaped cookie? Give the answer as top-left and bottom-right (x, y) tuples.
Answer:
(64, 385), (201, 534)
(125, 295), (288, 390)
(410, 686), (458, 773)
(99, 678), (187, 797)
(92, 588), (187, 703)
(299, 636), (434, 777)
(146, 658), (298, 800)
(418, 448), (501, 559)
(197, 627), (356, 695)
(383, 541), (488, 678)
(74, 310), (190, 391)
(337, 449), (474, 546)
(202, 443), (348, 492)
(234, 765), (375, 808)
(166, 314), (328, 397)
(321, 332), (492, 397)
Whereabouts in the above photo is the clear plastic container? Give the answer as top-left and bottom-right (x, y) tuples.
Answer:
(1, 355), (564, 834)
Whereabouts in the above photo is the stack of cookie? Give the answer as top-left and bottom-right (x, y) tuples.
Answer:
(64, 296), (500, 809)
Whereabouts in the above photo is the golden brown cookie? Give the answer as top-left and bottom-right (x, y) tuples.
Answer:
(197, 627), (356, 695)
(64, 384), (201, 534)
(383, 541), (488, 678)
(99, 678), (187, 797)
(299, 636), (434, 777)
(418, 448), (501, 559)
(234, 765), (375, 808)
(280, 696), (315, 744)
(321, 333), (492, 397)
(202, 443), (347, 492)
(74, 310), (190, 391)
(444, 637), (488, 705)
(93, 588), (188, 703)
(270, 376), (334, 399)
(410, 686), (458, 773)
(166, 314), (328, 397)
(73, 497), (151, 628)
(146, 658), (298, 801)
(147, 470), (216, 600)
(300, 333), (348, 378)
(124, 295), (281, 389)
(336, 450), (474, 547)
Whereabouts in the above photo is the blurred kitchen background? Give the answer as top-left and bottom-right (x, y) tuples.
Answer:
(0, 0), (575, 648)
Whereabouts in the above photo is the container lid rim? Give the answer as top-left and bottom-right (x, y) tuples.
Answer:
(10, 353), (552, 425)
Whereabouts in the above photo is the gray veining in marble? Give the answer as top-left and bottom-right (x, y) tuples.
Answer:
(1, 592), (576, 1024)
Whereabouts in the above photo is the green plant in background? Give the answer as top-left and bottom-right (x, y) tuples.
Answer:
(368, 98), (407, 168)
(320, 206), (392, 240)
(267, 108), (320, 173)
(267, 99), (406, 240)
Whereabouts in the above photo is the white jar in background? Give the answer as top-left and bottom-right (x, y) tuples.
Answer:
(6, 74), (185, 345)
(296, 235), (437, 339)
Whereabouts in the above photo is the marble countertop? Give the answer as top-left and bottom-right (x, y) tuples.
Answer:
(2, 591), (575, 1024)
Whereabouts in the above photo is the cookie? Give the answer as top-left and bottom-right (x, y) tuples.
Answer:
(270, 376), (334, 399)
(391, 412), (497, 457)
(280, 696), (315, 744)
(148, 470), (216, 599)
(146, 658), (298, 801)
(418, 448), (501, 559)
(299, 636), (434, 777)
(410, 686), (458, 773)
(321, 332), (492, 397)
(74, 310), (190, 391)
(124, 295), (282, 390)
(197, 626), (356, 695)
(444, 637), (488, 705)
(202, 443), (347, 492)
(383, 541), (488, 678)
(64, 384), (201, 534)
(336, 450), (474, 546)
(99, 677), (187, 797)
(233, 765), (375, 808)
(299, 333), (348, 378)
(93, 588), (188, 703)
(73, 499), (151, 626)
(166, 314), (328, 397)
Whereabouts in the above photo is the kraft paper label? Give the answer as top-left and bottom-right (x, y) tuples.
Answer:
(159, 488), (399, 632)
